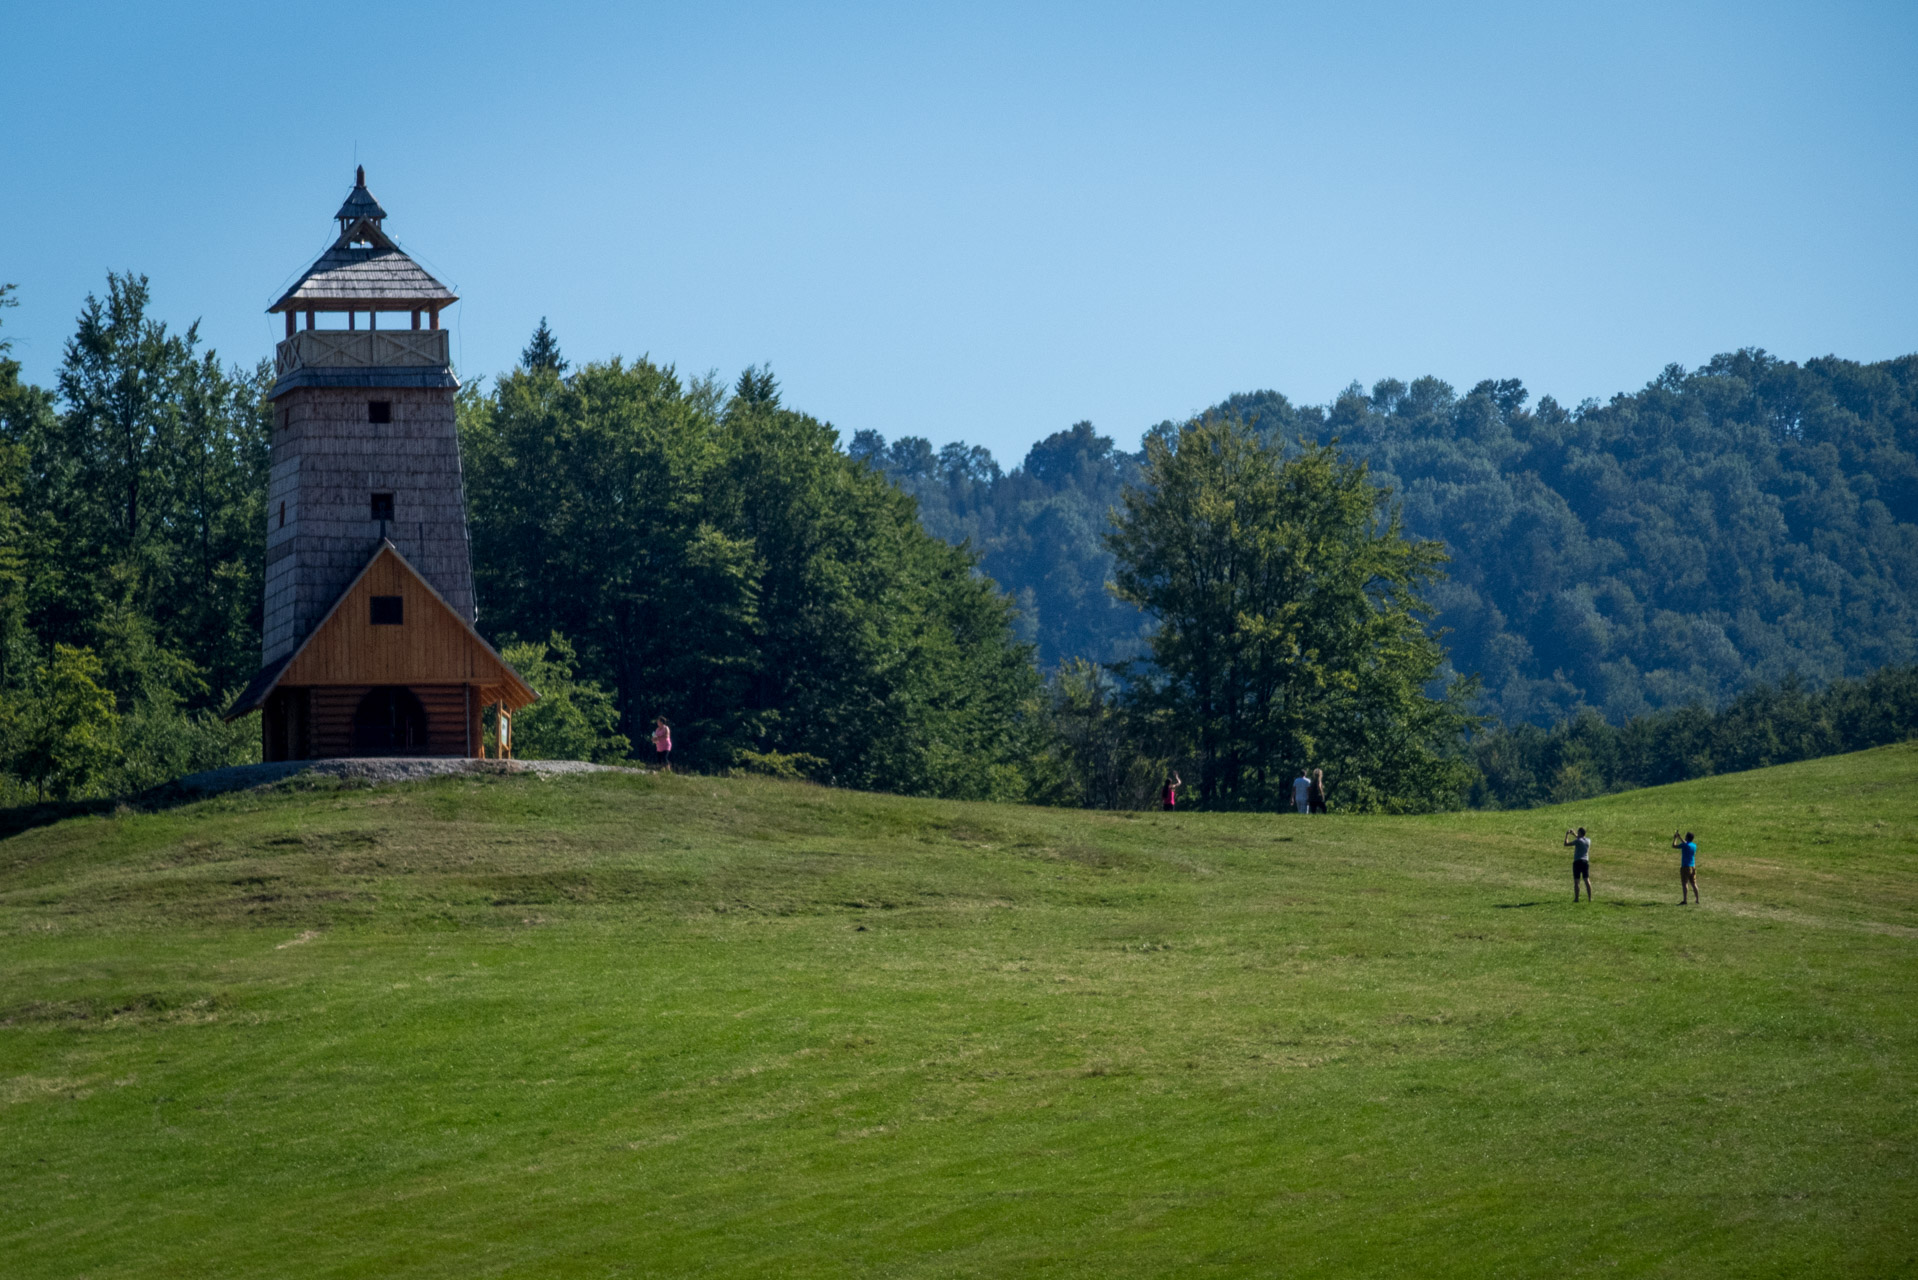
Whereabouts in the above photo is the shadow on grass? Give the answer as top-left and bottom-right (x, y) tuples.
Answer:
(0, 769), (356, 842)
(0, 796), (121, 841)
(1495, 901), (1547, 908)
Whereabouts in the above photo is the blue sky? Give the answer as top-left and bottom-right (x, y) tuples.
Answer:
(3, 1), (1913, 464)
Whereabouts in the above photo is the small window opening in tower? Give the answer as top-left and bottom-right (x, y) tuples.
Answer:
(368, 400), (392, 424)
(371, 493), (395, 522)
(370, 595), (404, 626)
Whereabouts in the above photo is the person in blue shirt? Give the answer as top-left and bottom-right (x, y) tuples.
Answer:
(1672, 829), (1699, 904)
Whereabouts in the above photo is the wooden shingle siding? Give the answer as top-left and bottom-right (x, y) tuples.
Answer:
(261, 385), (474, 662)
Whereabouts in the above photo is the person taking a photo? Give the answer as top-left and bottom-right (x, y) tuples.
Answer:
(1564, 827), (1593, 901)
(1673, 829), (1700, 904)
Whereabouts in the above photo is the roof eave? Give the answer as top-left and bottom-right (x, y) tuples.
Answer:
(268, 292), (459, 313)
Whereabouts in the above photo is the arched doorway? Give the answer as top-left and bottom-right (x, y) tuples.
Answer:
(350, 686), (429, 754)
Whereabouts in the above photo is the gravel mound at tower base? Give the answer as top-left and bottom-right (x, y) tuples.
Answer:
(160, 757), (642, 801)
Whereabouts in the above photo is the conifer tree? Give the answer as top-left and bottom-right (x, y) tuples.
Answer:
(732, 364), (779, 407)
(521, 318), (567, 373)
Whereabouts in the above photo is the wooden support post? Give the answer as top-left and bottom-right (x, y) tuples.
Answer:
(411, 310), (421, 330)
(429, 309), (439, 331)
(285, 312), (295, 338)
(305, 309), (315, 330)
(369, 310), (378, 331)
(347, 311), (356, 331)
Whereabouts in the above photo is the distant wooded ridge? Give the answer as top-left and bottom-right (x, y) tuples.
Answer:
(858, 350), (1918, 728)
(4, 270), (1915, 810)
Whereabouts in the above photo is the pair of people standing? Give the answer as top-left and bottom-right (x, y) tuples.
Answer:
(1292, 769), (1327, 814)
(1156, 770), (1326, 812)
(1559, 827), (1701, 903)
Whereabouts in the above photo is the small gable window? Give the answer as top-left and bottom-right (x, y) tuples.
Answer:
(368, 400), (392, 424)
(370, 492), (395, 522)
(370, 595), (404, 626)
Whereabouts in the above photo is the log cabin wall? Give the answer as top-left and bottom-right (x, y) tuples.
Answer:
(305, 684), (473, 757)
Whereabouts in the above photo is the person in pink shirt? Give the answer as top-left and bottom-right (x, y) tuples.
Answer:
(652, 716), (673, 772)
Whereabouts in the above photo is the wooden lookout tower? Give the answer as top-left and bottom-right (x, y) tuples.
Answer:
(227, 169), (535, 758)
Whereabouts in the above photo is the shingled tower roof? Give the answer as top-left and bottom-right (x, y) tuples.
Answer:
(334, 166), (388, 225)
(270, 168), (457, 313)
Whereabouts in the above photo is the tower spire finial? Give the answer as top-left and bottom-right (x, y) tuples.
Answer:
(334, 170), (389, 236)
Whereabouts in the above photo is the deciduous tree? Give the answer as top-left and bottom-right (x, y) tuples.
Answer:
(1108, 418), (1475, 811)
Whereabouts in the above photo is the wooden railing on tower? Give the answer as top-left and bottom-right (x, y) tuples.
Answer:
(274, 330), (450, 378)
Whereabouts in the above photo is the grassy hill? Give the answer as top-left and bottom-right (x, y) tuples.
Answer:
(3, 746), (1915, 1278)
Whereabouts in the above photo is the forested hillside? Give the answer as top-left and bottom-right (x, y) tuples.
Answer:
(0, 277), (265, 800)
(4, 268), (1914, 809)
(863, 351), (1918, 725)
(459, 359), (1043, 798)
(849, 423), (1152, 666)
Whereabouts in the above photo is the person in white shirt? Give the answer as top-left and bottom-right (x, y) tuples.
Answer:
(1292, 770), (1311, 814)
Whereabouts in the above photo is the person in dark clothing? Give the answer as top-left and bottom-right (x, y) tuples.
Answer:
(1162, 772), (1183, 811)
(1308, 768), (1328, 814)
(1564, 827), (1593, 901)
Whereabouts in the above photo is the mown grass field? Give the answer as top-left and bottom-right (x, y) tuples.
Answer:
(2, 745), (1915, 1278)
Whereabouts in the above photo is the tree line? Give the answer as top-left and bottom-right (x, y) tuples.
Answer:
(0, 276), (263, 801)
(460, 345), (1044, 798)
(867, 353), (1918, 730)
(1467, 661), (1918, 808)
(3, 274), (1914, 809)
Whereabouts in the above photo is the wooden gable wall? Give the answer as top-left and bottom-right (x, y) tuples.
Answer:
(280, 547), (527, 697)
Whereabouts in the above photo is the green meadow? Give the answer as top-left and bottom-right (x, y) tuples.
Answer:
(2, 747), (1914, 1278)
